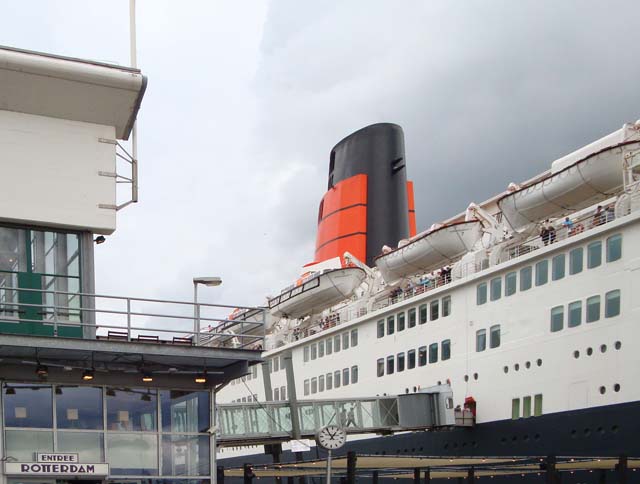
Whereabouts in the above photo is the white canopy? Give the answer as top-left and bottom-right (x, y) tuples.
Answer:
(0, 45), (146, 140)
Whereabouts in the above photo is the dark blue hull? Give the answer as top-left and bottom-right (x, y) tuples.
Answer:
(219, 401), (640, 482)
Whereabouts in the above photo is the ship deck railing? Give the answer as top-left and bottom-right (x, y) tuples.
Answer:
(275, 199), (634, 348)
(0, 287), (266, 349)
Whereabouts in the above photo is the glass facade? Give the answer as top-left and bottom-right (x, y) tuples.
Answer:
(2, 383), (212, 478)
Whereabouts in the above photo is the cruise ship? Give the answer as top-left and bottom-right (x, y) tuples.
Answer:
(216, 121), (640, 474)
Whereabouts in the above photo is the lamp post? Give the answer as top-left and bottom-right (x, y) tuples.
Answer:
(193, 276), (222, 345)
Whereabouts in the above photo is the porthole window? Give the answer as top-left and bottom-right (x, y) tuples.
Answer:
(599, 386), (606, 395)
(514, 363), (520, 371)
(600, 344), (607, 353)
(536, 359), (542, 367)
(473, 373), (478, 380)
(586, 347), (593, 356)
(615, 341), (622, 350)
(464, 375), (469, 382)
(503, 366), (509, 374)
(573, 350), (580, 359)
(525, 361), (531, 369)
(614, 384), (621, 392)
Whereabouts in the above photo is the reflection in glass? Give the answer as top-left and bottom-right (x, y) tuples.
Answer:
(58, 432), (104, 462)
(107, 388), (157, 431)
(5, 430), (53, 461)
(3, 384), (52, 428)
(160, 390), (210, 433)
(56, 386), (103, 429)
(0, 227), (26, 272)
(107, 433), (158, 475)
(162, 435), (210, 476)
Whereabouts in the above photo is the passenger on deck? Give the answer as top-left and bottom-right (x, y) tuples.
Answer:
(562, 216), (574, 235)
(592, 206), (605, 227)
(540, 220), (551, 245)
(441, 266), (452, 284)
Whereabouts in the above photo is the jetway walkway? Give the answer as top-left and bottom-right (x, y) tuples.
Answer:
(216, 385), (461, 446)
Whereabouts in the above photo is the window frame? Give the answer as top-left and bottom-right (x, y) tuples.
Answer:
(476, 329), (486, 352)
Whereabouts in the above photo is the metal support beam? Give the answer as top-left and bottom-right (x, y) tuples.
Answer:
(217, 466), (225, 484)
(545, 456), (556, 484)
(283, 351), (306, 484)
(346, 451), (357, 484)
(617, 455), (628, 484)
(424, 468), (431, 483)
(414, 468), (420, 483)
(598, 469), (606, 483)
(467, 467), (474, 483)
(372, 470), (379, 483)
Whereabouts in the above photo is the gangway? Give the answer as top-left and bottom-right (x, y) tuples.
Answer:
(216, 385), (465, 446)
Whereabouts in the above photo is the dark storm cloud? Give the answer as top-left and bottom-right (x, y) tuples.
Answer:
(253, 0), (640, 254)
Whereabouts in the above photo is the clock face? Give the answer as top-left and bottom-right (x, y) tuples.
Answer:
(316, 425), (347, 450)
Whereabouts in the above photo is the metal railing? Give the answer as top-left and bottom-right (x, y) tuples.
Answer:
(0, 286), (266, 349)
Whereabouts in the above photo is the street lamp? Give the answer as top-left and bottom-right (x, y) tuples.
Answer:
(193, 277), (222, 344)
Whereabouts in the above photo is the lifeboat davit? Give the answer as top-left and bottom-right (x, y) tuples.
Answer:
(498, 122), (640, 231)
(268, 267), (366, 319)
(375, 220), (483, 285)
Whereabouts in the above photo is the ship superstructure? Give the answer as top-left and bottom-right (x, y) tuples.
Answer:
(217, 120), (640, 466)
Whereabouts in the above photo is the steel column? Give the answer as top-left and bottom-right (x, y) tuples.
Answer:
(617, 455), (628, 484)
(414, 467), (420, 483)
(372, 470), (379, 483)
(424, 468), (431, 483)
(346, 451), (357, 484)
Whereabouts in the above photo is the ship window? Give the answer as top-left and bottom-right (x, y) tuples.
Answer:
(490, 277), (502, 301)
(387, 315), (395, 335)
(351, 366), (358, 384)
(511, 398), (520, 420)
(303, 347), (309, 362)
(490, 325), (501, 348)
(407, 349), (416, 369)
(568, 300), (582, 328)
(430, 300), (439, 321)
(397, 311), (406, 331)
(342, 332), (350, 350)
(318, 341), (324, 358)
(429, 343), (438, 363)
(476, 283), (487, 305)
(587, 241), (602, 269)
(569, 247), (583, 275)
(334, 370), (341, 388)
(281, 386), (286, 400)
(310, 344), (317, 360)
(476, 329), (486, 352)
(252, 366), (258, 378)
(334, 335), (341, 352)
(534, 394), (543, 416)
(318, 200), (325, 223)
(442, 296), (451, 317)
(586, 295), (601, 323)
(351, 329), (358, 347)
(311, 377), (317, 394)
(442, 339), (451, 360)
(605, 290), (620, 318)
(327, 373), (333, 389)
(505, 272), (517, 296)
(550, 306), (564, 332)
(274, 387), (280, 401)
(552, 254), (565, 281)
(397, 352), (405, 372)
(319, 375), (325, 392)
(419, 304), (428, 324)
(520, 266), (532, 291)
(535, 260), (548, 286)
(386, 356), (395, 375)
(606, 234), (622, 262)
(304, 380), (310, 396)
(523, 396), (532, 418)
(418, 346), (427, 366)
(377, 320), (385, 338)
(342, 368), (349, 386)
(408, 308), (417, 327)
(326, 338), (333, 355)
(377, 359), (384, 377)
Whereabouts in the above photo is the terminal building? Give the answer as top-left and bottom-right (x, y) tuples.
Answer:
(0, 46), (263, 484)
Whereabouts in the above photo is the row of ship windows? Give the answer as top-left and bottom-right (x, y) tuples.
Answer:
(377, 295), (452, 338)
(477, 234), (622, 305)
(377, 340), (451, 377)
(303, 329), (358, 363)
(231, 394), (258, 403)
(512, 394), (543, 419)
(550, 290), (621, 332)
(574, 340), (622, 359)
(303, 367), (359, 395)
(476, 325), (501, 352)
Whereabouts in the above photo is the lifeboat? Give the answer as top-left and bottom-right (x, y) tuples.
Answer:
(498, 122), (640, 231)
(374, 220), (483, 285)
(268, 267), (366, 319)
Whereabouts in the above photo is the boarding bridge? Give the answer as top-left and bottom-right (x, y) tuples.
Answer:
(216, 385), (462, 446)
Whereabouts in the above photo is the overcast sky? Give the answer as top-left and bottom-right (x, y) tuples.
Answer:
(1, 0), (639, 311)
